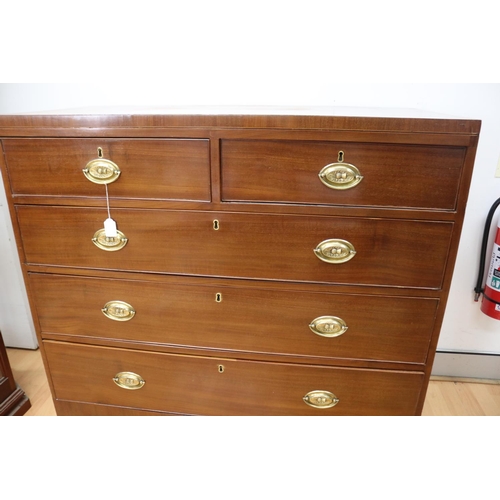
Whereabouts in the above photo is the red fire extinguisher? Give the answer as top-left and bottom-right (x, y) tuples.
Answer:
(475, 197), (500, 319)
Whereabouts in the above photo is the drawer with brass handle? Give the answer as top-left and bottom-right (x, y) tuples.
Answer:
(221, 139), (466, 210)
(19, 206), (453, 289)
(30, 273), (439, 365)
(44, 340), (425, 416)
(2, 138), (211, 202)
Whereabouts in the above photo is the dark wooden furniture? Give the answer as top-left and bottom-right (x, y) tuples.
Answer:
(0, 331), (31, 416)
(0, 108), (480, 415)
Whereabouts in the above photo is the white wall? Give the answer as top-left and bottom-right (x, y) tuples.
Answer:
(0, 172), (37, 348)
(1, 83), (499, 354)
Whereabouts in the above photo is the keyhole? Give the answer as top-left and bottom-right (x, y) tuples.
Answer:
(213, 219), (220, 230)
(97, 147), (103, 158)
(215, 293), (222, 303)
(218, 364), (225, 373)
(338, 151), (344, 162)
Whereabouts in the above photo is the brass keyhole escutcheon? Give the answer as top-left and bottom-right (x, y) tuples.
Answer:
(338, 150), (344, 162)
(215, 293), (222, 303)
(213, 219), (220, 230)
(218, 364), (225, 373)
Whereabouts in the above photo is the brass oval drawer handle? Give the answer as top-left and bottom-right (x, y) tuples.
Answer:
(318, 162), (363, 190)
(314, 239), (356, 264)
(113, 371), (145, 390)
(83, 158), (121, 185)
(92, 228), (128, 252)
(102, 300), (136, 322)
(303, 390), (339, 409)
(309, 316), (348, 337)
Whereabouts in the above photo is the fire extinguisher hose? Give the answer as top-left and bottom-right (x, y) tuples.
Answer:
(474, 197), (500, 301)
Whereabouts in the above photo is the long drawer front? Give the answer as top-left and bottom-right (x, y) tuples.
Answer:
(18, 206), (453, 289)
(31, 273), (437, 365)
(44, 341), (425, 416)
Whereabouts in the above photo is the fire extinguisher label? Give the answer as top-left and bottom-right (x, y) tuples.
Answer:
(487, 243), (500, 290)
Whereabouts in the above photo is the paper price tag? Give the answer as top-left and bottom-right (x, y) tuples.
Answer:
(104, 217), (118, 237)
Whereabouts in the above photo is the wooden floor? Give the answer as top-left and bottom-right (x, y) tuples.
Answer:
(7, 346), (57, 416)
(5, 347), (500, 416)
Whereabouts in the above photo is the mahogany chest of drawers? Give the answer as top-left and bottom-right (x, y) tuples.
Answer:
(0, 108), (480, 415)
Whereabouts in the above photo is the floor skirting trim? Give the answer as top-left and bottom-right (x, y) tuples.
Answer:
(431, 351), (500, 380)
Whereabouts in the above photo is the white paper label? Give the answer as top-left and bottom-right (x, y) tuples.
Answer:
(104, 217), (117, 237)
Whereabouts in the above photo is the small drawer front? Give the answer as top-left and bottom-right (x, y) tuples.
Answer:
(221, 140), (465, 210)
(3, 138), (211, 201)
(30, 273), (439, 364)
(44, 341), (424, 415)
(18, 206), (453, 289)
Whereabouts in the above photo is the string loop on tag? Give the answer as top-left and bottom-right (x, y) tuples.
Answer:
(105, 184), (111, 219)
(104, 184), (117, 237)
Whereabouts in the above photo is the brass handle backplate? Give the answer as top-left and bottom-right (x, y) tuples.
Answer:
(318, 162), (363, 190)
(303, 390), (339, 409)
(102, 300), (136, 322)
(113, 371), (145, 390)
(83, 158), (121, 185)
(314, 239), (356, 264)
(92, 228), (128, 252)
(309, 316), (348, 337)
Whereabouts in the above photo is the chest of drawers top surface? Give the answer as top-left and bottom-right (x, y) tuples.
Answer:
(0, 105), (480, 134)
(0, 109), (480, 416)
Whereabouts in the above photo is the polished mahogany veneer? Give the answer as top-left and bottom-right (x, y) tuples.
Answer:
(18, 207), (453, 288)
(0, 108), (480, 415)
(29, 273), (439, 365)
(4, 138), (211, 201)
(221, 139), (465, 210)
